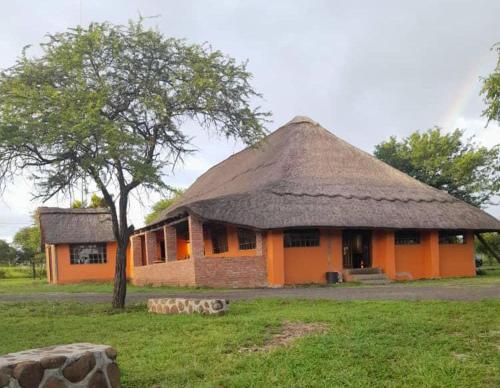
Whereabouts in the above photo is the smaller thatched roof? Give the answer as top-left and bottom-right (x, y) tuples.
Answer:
(38, 207), (115, 245)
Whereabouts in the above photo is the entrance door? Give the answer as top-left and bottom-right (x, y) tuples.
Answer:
(342, 230), (372, 269)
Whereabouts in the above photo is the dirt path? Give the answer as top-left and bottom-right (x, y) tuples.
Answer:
(0, 283), (499, 303)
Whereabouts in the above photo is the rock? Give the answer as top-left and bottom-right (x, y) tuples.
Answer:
(107, 363), (120, 388)
(88, 370), (108, 388)
(62, 351), (96, 382)
(105, 347), (118, 360)
(13, 361), (43, 388)
(41, 376), (66, 388)
(0, 368), (11, 387)
(40, 355), (67, 369)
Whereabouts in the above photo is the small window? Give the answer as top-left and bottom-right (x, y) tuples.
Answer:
(284, 229), (320, 248)
(439, 231), (466, 244)
(211, 225), (228, 254)
(395, 231), (421, 245)
(238, 228), (256, 250)
(70, 244), (107, 264)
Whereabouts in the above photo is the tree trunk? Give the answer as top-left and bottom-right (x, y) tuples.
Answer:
(31, 258), (36, 279)
(112, 240), (128, 308)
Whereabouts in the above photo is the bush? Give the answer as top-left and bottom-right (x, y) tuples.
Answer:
(0, 269), (5, 279)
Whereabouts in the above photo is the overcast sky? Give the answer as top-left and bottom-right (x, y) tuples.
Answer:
(1, 0), (499, 241)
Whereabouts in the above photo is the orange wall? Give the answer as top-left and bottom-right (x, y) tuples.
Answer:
(439, 232), (475, 277)
(54, 242), (117, 284)
(395, 244), (426, 279)
(283, 229), (342, 285)
(203, 225), (257, 257)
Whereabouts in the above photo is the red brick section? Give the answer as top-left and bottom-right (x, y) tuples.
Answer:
(132, 259), (196, 286)
(131, 236), (143, 266)
(130, 219), (269, 288)
(145, 232), (157, 264)
(164, 225), (177, 262)
(189, 216), (204, 258)
(194, 256), (268, 287)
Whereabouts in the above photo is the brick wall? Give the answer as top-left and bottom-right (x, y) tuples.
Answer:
(131, 259), (196, 286)
(189, 216), (204, 258)
(194, 256), (268, 288)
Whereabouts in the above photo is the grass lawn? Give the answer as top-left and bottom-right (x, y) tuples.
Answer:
(0, 278), (204, 294)
(1, 299), (499, 387)
(0, 261), (499, 295)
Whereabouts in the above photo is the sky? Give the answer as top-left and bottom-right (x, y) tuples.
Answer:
(0, 0), (499, 241)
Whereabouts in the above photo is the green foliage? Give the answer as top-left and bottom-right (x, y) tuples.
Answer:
(475, 232), (500, 264)
(0, 19), (270, 306)
(0, 239), (17, 266)
(12, 225), (44, 278)
(89, 193), (106, 208)
(70, 194), (106, 208)
(374, 128), (500, 207)
(145, 188), (185, 224)
(481, 43), (500, 125)
(70, 199), (86, 208)
(0, 300), (499, 387)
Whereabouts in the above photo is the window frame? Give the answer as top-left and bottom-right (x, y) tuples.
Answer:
(237, 228), (257, 250)
(395, 230), (421, 245)
(210, 225), (229, 254)
(439, 231), (467, 245)
(70, 243), (107, 265)
(284, 229), (320, 248)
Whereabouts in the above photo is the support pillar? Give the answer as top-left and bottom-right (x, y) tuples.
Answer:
(164, 225), (177, 261)
(255, 231), (263, 256)
(266, 230), (285, 286)
(131, 236), (143, 267)
(145, 231), (157, 265)
(424, 231), (440, 278)
(188, 216), (204, 259)
(383, 231), (396, 279)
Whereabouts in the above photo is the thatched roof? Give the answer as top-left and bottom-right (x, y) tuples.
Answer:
(39, 207), (115, 245)
(155, 116), (500, 231)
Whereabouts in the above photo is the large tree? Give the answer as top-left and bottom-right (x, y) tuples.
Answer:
(0, 239), (17, 267)
(0, 20), (270, 308)
(374, 128), (499, 207)
(481, 42), (500, 125)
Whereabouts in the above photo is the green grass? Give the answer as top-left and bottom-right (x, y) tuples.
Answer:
(1, 300), (499, 387)
(0, 265), (37, 279)
(0, 278), (208, 294)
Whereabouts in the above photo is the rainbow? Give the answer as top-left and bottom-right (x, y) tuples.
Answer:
(441, 50), (495, 130)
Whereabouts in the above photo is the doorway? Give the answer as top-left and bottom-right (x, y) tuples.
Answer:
(342, 230), (372, 269)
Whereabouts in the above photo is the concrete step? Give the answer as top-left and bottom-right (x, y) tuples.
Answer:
(345, 268), (382, 275)
(349, 273), (389, 281)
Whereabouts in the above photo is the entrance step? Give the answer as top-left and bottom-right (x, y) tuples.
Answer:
(343, 268), (390, 284)
(345, 268), (382, 275)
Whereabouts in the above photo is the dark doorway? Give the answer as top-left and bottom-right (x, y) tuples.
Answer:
(342, 230), (372, 269)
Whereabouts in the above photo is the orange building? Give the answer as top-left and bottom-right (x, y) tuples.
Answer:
(41, 117), (500, 286)
(39, 207), (131, 284)
(129, 116), (500, 287)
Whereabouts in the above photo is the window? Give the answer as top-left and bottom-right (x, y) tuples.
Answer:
(238, 228), (256, 250)
(284, 229), (320, 248)
(70, 244), (107, 264)
(439, 231), (466, 244)
(211, 225), (228, 254)
(395, 231), (421, 245)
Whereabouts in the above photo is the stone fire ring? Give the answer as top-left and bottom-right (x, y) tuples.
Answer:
(0, 343), (119, 388)
(148, 298), (229, 315)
